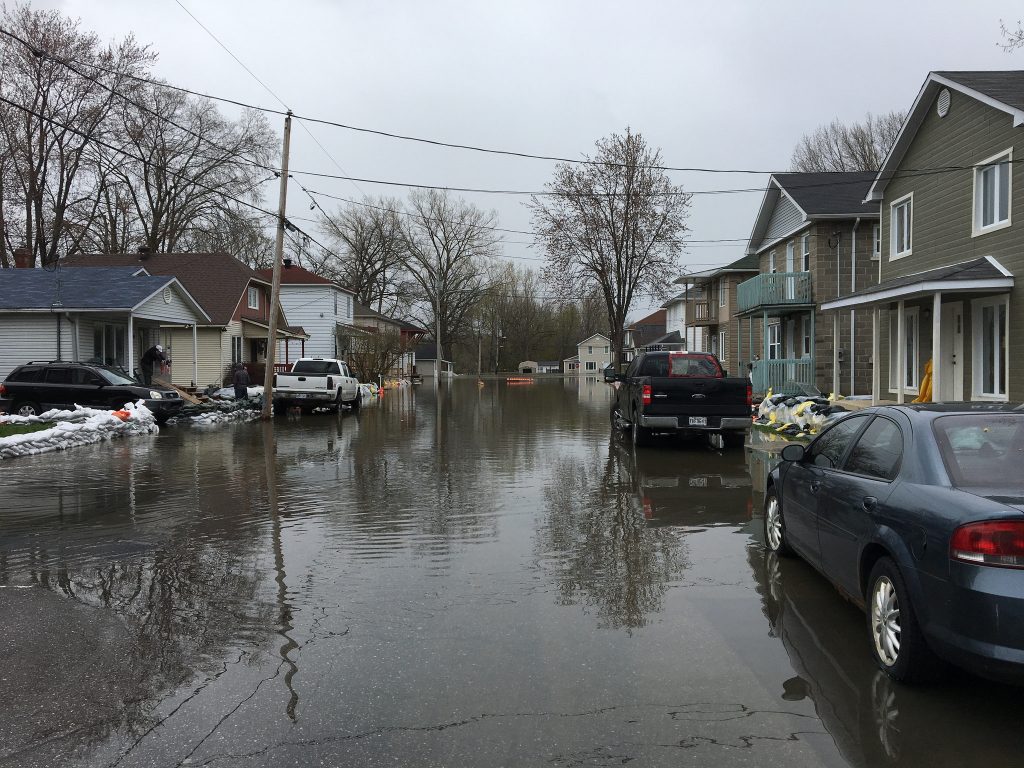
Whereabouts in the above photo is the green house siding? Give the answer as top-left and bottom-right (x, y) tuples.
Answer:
(880, 88), (1023, 399)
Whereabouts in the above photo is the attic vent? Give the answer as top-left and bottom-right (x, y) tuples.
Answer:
(937, 88), (951, 117)
(162, 287), (172, 304)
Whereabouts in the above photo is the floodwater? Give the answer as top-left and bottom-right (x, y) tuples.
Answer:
(1, 378), (1022, 767)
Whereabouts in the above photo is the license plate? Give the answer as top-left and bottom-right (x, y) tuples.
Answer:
(689, 477), (709, 487)
(688, 416), (708, 426)
(293, 393), (307, 399)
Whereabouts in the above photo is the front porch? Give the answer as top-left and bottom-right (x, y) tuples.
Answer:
(736, 308), (818, 395)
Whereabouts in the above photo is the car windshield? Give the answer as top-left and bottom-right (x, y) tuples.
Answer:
(932, 414), (1024, 489)
(97, 367), (140, 386)
(668, 354), (723, 377)
(292, 360), (339, 374)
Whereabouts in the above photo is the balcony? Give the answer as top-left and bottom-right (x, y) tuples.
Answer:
(690, 300), (719, 327)
(747, 358), (816, 395)
(737, 272), (813, 313)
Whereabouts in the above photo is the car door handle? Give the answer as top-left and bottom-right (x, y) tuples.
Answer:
(809, 481), (820, 493)
(862, 496), (878, 512)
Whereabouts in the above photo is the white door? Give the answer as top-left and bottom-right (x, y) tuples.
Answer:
(940, 302), (964, 401)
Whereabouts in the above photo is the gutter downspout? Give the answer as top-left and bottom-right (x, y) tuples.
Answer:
(851, 218), (861, 396)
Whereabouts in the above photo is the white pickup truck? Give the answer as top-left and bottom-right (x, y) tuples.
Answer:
(273, 358), (361, 414)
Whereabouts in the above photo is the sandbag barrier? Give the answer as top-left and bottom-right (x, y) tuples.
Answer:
(0, 401), (158, 460)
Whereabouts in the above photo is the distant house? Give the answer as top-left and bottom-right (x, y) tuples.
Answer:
(518, 360), (538, 373)
(622, 309), (667, 362)
(64, 251), (305, 387)
(536, 361), (561, 373)
(256, 262), (356, 362)
(352, 301), (427, 377)
(661, 288), (707, 352)
(568, 333), (613, 374)
(413, 342), (454, 379)
(0, 266), (209, 382)
(563, 354), (580, 373)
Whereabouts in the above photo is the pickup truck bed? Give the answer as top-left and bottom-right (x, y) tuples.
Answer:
(610, 351), (751, 447)
(273, 358), (361, 414)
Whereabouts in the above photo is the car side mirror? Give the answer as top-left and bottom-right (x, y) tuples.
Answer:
(780, 444), (806, 463)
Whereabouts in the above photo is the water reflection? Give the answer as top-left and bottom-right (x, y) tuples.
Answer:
(748, 539), (1024, 766)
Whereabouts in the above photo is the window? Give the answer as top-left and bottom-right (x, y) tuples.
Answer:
(231, 335), (243, 364)
(334, 292), (338, 316)
(718, 279), (726, 307)
(844, 417), (903, 481)
(785, 241), (795, 272)
(587, 345), (593, 355)
(767, 323), (782, 360)
(887, 307), (920, 393)
(933, 414), (1024, 488)
(973, 150), (1011, 234)
(45, 367), (72, 384)
(604, 346), (609, 354)
(871, 224), (881, 261)
(585, 361), (597, 371)
(972, 296), (1009, 399)
(768, 250), (777, 273)
(93, 324), (127, 367)
(718, 331), (726, 359)
(247, 285), (259, 310)
(800, 316), (811, 357)
(8, 366), (43, 383)
(801, 234), (811, 271)
(72, 368), (103, 386)
(890, 194), (912, 259)
(808, 415), (867, 469)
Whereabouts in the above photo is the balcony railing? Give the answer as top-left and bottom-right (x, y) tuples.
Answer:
(691, 300), (719, 326)
(737, 271), (813, 313)
(748, 358), (815, 395)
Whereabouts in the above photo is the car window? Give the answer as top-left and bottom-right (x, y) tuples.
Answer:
(8, 366), (43, 383)
(625, 358), (640, 378)
(98, 367), (139, 385)
(328, 363), (341, 375)
(932, 414), (1024, 489)
(668, 354), (723, 377)
(639, 356), (669, 377)
(72, 369), (104, 386)
(843, 417), (903, 481)
(807, 415), (867, 469)
(292, 360), (335, 375)
(44, 367), (72, 384)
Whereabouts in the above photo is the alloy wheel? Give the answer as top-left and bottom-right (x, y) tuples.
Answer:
(871, 576), (902, 666)
(765, 495), (783, 551)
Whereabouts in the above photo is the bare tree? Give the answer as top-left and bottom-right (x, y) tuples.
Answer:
(790, 111), (906, 172)
(999, 19), (1024, 51)
(530, 128), (689, 365)
(186, 205), (275, 269)
(0, 2), (154, 266)
(401, 190), (500, 360)
(346, 327), (411, 382)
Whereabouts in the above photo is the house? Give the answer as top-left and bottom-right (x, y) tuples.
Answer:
(739, 171), (880, 395)
(622, 309), (667, 362)
(563, 354), (580, 373)
(413, 342), (454, 379)
(568, 333), (613, 374)
(822, 71), (1024, 403)
(643, 330), (686, 351)
(352, 301), (427, 377)
(256, 261), (357, 362)
(661, 288), (707, 352)
(64, 251), (306, 388)
(536, 361), (562, 374)
(518, 360), (538, 374)
(679, 254), (759, 375)
(0, 266), (209, 381)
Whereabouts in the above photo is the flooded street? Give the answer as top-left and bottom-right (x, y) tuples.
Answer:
(2, 379), (1022, 767)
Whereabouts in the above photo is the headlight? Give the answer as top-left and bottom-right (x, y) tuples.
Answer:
(149, 390), (163, 399)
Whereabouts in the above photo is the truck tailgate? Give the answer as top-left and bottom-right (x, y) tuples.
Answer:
(645, 377), (749, 419)
(276, 374), (331, 392)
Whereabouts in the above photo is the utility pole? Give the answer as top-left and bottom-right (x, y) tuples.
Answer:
(435, 311), (441, 385)
(261, 111), (292, 420)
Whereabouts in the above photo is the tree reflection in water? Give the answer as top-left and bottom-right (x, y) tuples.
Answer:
(537, 439), (690, 631)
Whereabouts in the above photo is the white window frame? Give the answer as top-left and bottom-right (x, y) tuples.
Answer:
(971, 295), (1010, 401)
(871, 223), (881, 261)
(801, 233), (811, 271)
(585, 361), (597, 371)
(718, 279), (726, 307)
(718, 330), (726, 359)
(767, 322), (782, 360)
(800, 316), (811, 357)
(247, 285), (259, 310)
(972, 148), (1013, 237)
(768, 250), (777, 273)
(890, 193), (913, 260)
(785, 241), (795, 272)
(587, 345), (593, 355)
(888, 306), (920, 395)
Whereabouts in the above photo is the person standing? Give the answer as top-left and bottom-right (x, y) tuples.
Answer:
(140, 344), (167, 386)
(233, 363), (251, 400)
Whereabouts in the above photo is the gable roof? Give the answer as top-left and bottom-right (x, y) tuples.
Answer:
(413, 341), (452, 362)
(747, 172), (879, 255)
(0, 267), (208, 320)
(869, 70), (1024, 201)
(255, 264), (355, 292)
(63, 252), (266, 325)
(577, 332), (611, 346)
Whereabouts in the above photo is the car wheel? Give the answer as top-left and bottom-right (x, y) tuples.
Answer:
(349, 391), (361, 411)
(15, 401), (42, 418)
(867, 557), (941, 683)
(631, 414), (651, 447)
(764, 487), (793, 557)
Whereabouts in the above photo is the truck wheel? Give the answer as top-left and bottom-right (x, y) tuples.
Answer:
(631, 414), (652, 447)
(347, 391), (361, 411)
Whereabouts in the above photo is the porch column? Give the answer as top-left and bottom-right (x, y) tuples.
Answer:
(896, 300), (906, 404)
(809, 310), (816, 388)
(192, 324), (199, 388)
(749, 317), (754, 363)
(872, 307), (881, 404)
(762, 310), (768, 363)
(931, 292), (942, 402)
(127, 313), (135, 378)
(737, 319), (743, 367)
(832, 312), (840, 396)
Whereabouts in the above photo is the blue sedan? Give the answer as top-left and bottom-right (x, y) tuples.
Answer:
(765, 403), (1024, 683)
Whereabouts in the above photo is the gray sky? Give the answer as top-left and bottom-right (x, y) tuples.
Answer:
(41, 0), (1024, 318)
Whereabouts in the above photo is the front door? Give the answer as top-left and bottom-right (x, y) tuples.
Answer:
(939, 302), (964, 401)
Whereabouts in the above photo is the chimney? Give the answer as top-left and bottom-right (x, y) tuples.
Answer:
(137, 245), (150, 261)
(283, 257), (293, 269)
(12, 246), (33, 269)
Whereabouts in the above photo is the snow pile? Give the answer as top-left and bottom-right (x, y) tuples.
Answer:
(753, 393), (850, 439)
(0, 401), (158, 460)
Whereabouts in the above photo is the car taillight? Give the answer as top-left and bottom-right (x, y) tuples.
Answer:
(642, 384), (652, 406)
(0, 383), (6, 396)
(950, 520), (1024, 569)
(327, 376), (334, 389)
(746, 383), (752, 407)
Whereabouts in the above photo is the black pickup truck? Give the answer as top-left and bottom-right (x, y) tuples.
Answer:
(608, 351), (751, 447)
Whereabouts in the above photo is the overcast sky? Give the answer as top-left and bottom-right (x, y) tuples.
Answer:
(39, 0), (1024, 318)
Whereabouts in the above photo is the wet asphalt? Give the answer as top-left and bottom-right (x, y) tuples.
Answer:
(1, 378), (1022, 767)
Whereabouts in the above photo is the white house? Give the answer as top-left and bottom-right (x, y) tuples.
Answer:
(661, 280), (709, 352)
(568, 333), (614, 374)
(258, 262), (357, 360)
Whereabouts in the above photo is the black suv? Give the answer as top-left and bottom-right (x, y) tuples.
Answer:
(0, 361), (183, 424)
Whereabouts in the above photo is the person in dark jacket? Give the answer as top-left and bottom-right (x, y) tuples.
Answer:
(233, 364), (251, 400)
(140, 344), (167, 385)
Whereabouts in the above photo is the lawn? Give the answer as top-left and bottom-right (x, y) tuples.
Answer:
(0, 422), (51, 438)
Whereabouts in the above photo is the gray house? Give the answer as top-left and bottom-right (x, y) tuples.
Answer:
(740, 172), (880, 395)
(0, 266), (209, 382)
(822, 71), (1023, 403)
